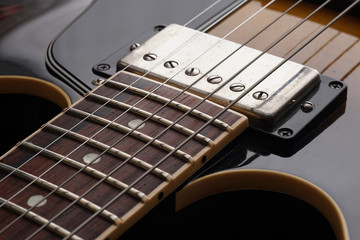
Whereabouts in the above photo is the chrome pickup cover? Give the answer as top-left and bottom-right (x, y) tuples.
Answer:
(118, 24), (320, 126)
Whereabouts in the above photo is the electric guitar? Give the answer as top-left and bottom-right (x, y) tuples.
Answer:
(0, 0), (360, 239)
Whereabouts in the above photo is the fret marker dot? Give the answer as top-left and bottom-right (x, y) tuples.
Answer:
(83, 153), (101, 164)
(27, 195), (47, 207)
(128, 119), (145, 129)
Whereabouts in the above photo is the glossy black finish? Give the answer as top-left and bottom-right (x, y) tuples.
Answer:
(183, 74), (360, 239)
(123, 190), (336, 239)
(249, 75), (347, 157)
(0, 0), (91, 154)
(0, 0), (91, 102)
(242, 75), (360, 239)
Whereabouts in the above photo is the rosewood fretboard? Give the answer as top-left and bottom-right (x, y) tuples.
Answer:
(0, 71), (248, 239)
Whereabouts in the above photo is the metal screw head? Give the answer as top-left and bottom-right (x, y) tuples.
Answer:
(143, 53), (157, 61)
(185, 67), (200, 76)
(92, 79), (105, 86)
(130, 43), (140, 51)
(253, 91), (268, 100)
(329, 81), (343, 89)
(164, 60), (178, 68)
(230, 83), (245, 92)
(96, 63), (110, 71)
(301, 101), (314, 113)
(278, 128), (293, 137)
(207, 75), (222, 84)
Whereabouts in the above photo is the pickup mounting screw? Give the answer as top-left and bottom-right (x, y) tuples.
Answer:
(164, 60), (178, 68)
(130, 43), (140, 51)
(207, 75), (222, 84)
(96, 63), (110, 71)
(143, 53), (157, 61)
(278, 128), (293, 137)
(301, 101), (314, 113)
(253, 91), (268, 100)
(230, 83), (245, 92)
(185, 67), (200, 76)
(329, 81), (343, 89)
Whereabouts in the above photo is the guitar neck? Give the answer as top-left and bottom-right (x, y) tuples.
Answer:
(0, 71), (247, 239)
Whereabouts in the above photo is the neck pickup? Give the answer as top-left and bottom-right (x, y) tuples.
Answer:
(118, 24), (320, 127)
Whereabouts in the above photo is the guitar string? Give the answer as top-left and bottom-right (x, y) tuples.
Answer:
(2, 1), (276, 234)
(28, 0), (352, 237)
(4, 0), (354, 236)
(21, 0), (320, 237)
(4, 0), (344, 236)
(2, 0), (346, 236)
(4, 0), (358, 237)
(65, 0), (360, 238)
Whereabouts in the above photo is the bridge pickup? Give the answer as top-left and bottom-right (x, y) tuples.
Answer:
(118, 24), (320, 127)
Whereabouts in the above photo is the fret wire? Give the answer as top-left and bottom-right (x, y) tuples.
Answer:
(1, 1), (316, 236)
(85, 93), (213, 144)
(0, 163), (121, 224)
(20, 142), (147, 201)
(0, 197), (83, 240)
(45, 123), (173, 179)
(66, 2), (360, 237)
(102, 80), (229, 130)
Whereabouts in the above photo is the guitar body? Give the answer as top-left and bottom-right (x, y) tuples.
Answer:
(172, 1), (360, 239)
(1, 0), (360, 239)
(203, 2), (360, 239)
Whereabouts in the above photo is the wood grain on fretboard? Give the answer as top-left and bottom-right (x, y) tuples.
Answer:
(0, 71), (247, 239)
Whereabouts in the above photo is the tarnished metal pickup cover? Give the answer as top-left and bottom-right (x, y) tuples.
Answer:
(119, 24), (320, 126)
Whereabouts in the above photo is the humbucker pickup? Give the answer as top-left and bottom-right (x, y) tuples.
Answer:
(118, 24), (320, 127)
